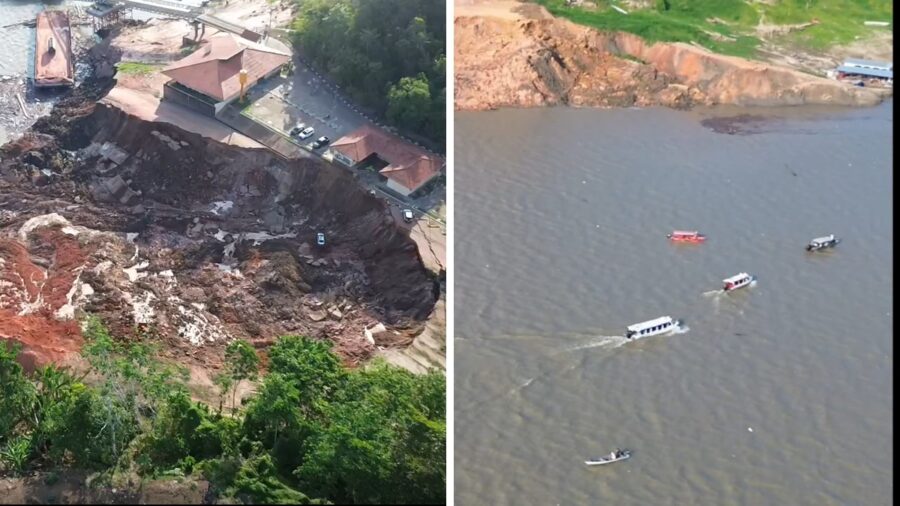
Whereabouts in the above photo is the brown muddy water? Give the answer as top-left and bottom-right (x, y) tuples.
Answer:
(455, 102), (892, 505)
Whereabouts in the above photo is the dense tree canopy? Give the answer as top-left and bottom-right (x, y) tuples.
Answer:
(0, 323), (445, 505)
(291, 0), (446, 145)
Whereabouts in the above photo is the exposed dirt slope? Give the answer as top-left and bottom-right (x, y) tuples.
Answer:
(1, 96), (438, 372)
(454, 0), (890, 111)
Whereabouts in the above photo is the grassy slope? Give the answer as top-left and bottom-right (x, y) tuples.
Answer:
(531, 0), (892, 59)
(115, 62), (162, 76)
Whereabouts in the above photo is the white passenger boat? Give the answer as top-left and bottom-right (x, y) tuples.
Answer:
(723, 272), (755, 292)
(806, 234), (840, 251)
(585, 449), (631, 466)
(625, 316), (679, 340)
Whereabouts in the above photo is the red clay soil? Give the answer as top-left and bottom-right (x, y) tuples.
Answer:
(0, 230), (88, 371)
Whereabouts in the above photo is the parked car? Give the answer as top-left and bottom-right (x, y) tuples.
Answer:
(298, 127), (315, 139)
(316, 232), (326, 246)
(312, 136), (331, 149)
(289, 123), (306, 137)
(402, 209), (414, 222)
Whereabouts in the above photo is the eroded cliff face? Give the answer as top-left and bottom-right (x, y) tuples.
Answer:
(454, 1), (890, 111)
(1, 98), (438, 371)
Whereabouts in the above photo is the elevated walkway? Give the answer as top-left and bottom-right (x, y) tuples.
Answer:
(119, 0), (200, 19)
(87, 1), (262, 40)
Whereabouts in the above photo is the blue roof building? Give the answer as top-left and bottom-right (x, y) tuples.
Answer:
(837, 59), (893, 79)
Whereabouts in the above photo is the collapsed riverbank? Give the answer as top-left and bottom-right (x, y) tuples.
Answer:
(454, 0), (892, 111)
(0, 31), (440, 376)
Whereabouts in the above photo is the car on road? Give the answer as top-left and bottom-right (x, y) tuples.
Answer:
(312, 136), (330, 149)
(298, 127), (315, 139)
(289, 123), (306, 137)
(402, 209), (414, 222)
(316, 232), (326, 246)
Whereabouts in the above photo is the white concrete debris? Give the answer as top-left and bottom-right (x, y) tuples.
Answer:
(18, 213), (81, 243)
(123, 260), (150, 282)
(55, 270), (94, 320)
(131, 291), (157, 324)
(210, 201), (234, 216)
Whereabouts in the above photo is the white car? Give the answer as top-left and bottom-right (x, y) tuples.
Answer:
(298, 127), (315, 139)
(402, 209), (414, 222)
(316, 232), (325, 246)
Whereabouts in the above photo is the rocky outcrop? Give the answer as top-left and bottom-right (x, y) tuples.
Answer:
(454, 0), (890, 111)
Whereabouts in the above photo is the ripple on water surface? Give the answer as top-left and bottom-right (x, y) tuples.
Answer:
(455, 103), (893, 506)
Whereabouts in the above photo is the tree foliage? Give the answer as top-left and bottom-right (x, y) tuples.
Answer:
(291, 0), (445, 143)
(0, 321), (444, 504)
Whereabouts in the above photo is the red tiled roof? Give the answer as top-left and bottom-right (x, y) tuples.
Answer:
(330, 126), (443, 192)
(162, 34), (290, 102)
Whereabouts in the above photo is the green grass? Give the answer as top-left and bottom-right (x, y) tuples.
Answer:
(534, 0), (762, 58)
(115, 62), (162, 76)
(531, 0), (892, 59)
(763, 0), (893, 49)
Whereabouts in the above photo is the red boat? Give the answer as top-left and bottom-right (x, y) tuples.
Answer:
(667, 230), (706, 243)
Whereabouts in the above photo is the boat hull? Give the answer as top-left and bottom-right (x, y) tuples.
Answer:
(34, 11), (75, 88)
(585, 453), (631, 466)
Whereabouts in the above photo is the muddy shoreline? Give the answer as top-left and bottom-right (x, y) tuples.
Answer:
(454, 0), (892, 112)
(0, 27), (439, 374)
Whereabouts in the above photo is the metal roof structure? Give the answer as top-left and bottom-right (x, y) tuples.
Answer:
(835, 65), (893, 79)
(842, 58), (892, 70)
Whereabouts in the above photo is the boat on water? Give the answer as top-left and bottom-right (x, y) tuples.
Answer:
(806, 234), (840, 252)
(34, 10), (75, 88)
(667, 230), (706, 243)
(723, 272), (755, 292)
(585, 448), (631, 466)
(625, 316), (679, 340)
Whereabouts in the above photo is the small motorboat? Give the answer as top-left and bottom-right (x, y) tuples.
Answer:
(585, 448), (631, 466)
(723, 272), (755, 292)
(625, 316), (679, 340)
(667, 230), (706, 243)
(806, 234), (840, 252)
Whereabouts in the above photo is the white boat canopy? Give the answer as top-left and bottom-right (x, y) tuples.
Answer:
(627, 316), (675, 334)
(723, 272), (751, 284)
(810, 234), (835, 244)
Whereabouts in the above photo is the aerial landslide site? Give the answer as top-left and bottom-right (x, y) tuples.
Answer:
(0, 40), (440, 382)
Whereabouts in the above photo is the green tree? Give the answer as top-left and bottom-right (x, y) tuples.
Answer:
(387, 74), (433, 133)
(266, 335), (344, 416)
(294, 362), (445, 504)
(0, 342), (37, 443)
(223, 339), (260, 412)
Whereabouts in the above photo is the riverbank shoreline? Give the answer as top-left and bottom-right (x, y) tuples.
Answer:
(454, 0), (892, 112)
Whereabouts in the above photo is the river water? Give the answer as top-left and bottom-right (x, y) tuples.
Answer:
(455, 102), (892, 505)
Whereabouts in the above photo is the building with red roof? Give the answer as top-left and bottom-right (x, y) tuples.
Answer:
(327, 125), (443, 197)
(162, 34), (290, 112)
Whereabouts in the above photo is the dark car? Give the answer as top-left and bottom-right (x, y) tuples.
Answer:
(312, 136), (331, 149)
(289, 122), (306, 137)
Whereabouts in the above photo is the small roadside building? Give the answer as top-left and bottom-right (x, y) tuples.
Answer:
(161, 34), (290, 116)
(327, 125), (443, 197)
(835, 58), (893, 81)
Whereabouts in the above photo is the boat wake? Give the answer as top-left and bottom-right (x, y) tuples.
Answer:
(560, 335), (628, 353)
(703, 289), (724, 297)
(672, 324), (690, 335)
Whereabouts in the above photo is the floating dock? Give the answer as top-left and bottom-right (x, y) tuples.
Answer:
(34, 10), (75, 88)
